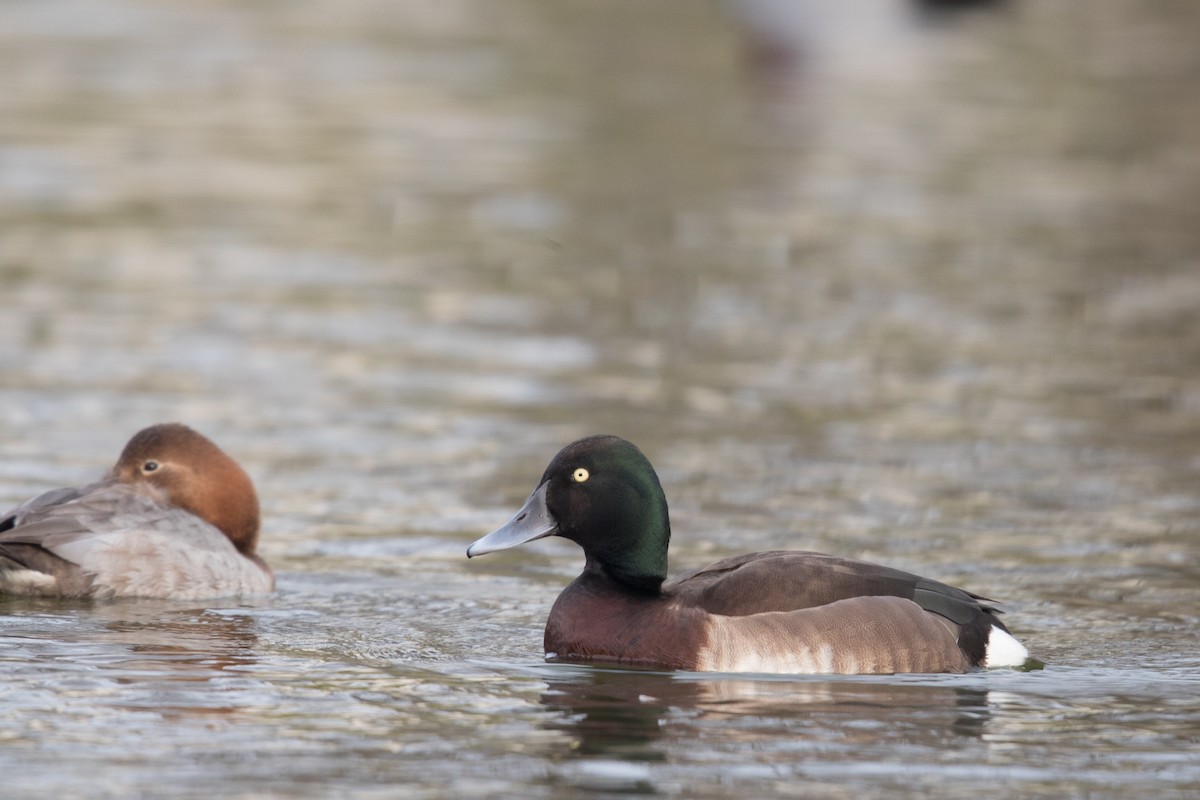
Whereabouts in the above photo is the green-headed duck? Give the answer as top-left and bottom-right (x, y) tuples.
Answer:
(468, 435), (1031, 675)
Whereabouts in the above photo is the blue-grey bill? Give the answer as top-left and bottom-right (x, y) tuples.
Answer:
(466, 482), (557, 557)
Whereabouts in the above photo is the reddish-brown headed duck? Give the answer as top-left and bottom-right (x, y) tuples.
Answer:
(0, 423), (273, 599)
(468, 435), (1033, 675)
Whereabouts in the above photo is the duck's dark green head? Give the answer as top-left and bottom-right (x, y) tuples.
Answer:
(467, 435), (670, 593)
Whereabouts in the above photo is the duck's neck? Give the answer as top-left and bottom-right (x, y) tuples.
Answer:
(589, 505), (670, 596)
(583, 556), (663, 595)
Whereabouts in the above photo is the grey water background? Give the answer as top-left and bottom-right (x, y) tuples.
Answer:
(1, 0), (1198, 797)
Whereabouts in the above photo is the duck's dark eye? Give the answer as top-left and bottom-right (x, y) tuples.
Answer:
(142, 461), (159, 473)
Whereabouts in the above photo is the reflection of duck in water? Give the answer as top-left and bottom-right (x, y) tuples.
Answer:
(540, 666), (991, 761)
(3, 600), (268, 722)
(0, 424), (273, 599)
(469, 435), (1032, 675)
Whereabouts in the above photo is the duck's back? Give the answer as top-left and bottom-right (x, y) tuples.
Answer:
(668, 551), (994, 615)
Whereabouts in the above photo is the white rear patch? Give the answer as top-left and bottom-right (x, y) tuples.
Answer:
(984, 625), (1029, 668)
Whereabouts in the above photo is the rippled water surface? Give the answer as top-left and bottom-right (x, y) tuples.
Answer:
(2, 0), (1199, 797)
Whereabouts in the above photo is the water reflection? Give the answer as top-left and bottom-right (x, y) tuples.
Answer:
(541, 665), (992, 763)
(0, 598), (266, 719)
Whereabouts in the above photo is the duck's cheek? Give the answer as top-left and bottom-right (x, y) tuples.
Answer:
(545, 492), (579, 530)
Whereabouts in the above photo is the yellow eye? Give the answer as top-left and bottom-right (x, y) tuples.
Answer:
(571, 468), (589, 483)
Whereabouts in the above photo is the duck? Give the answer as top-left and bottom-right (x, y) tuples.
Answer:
(467, 434), (1031, 674)
(0, 423), (274, 600)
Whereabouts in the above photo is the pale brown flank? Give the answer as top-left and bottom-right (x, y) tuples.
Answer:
(697, 597), (969, 674)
